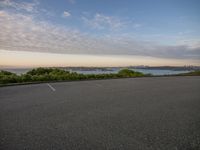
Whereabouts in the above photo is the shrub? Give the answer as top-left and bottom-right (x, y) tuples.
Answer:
(0, 70), (16, 76)
(0, 74), (20, 84)
(118, 69), (144, 77)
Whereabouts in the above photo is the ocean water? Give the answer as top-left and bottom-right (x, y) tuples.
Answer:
(0, 68), (190, 76)
(75, 69), (190, 75)
(131, 69), (190, 75)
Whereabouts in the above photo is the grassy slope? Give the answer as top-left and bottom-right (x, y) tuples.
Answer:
(1, 68), (199, 86)
(177, 70), (200, 76)
(0, 68), (146, 85)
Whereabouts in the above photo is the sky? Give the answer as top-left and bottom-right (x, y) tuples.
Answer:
(0, 0), (200, 67)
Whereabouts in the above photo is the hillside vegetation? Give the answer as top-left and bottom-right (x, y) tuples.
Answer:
(177, 70), (200, 76)
(0, 68), (146, 85)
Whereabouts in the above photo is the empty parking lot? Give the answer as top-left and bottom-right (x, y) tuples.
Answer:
(0, 76), (200, 150)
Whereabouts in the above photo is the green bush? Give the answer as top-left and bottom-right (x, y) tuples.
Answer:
(0, 70), (16, 76)
(26, 68), (69, 76)
(118, 69), (144, 77)
(21, 74), (32, 82)
(0, 71), (20, 84)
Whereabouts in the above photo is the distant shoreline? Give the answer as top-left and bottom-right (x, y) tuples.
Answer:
(1, 66), (199, 76)
(1, 65), (200, 70)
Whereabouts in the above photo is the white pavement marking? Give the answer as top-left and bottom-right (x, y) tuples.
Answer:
(47, 83), (56, 92)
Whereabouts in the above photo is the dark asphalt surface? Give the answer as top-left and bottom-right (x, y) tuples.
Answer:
(0, 77), (200, 150)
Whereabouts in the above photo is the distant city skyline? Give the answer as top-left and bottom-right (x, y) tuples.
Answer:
(0, 0), (200, 67)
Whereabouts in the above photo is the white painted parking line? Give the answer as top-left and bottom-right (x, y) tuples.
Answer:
(47, 83), (56, 92)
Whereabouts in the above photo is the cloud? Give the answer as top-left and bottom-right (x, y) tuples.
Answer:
(0, 0), (39, 13)
(0, 10), (199, 61)
(0, 0), (54, 17)
(132, 23), (142, 28)
(82, 13), (126, 30)
(82, 13), (142, 31)
(68, 0), (75, 4)
(62, 11), (71, 18)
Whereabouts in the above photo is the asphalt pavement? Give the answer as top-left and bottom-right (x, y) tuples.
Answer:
(0, 76), (200, 150)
